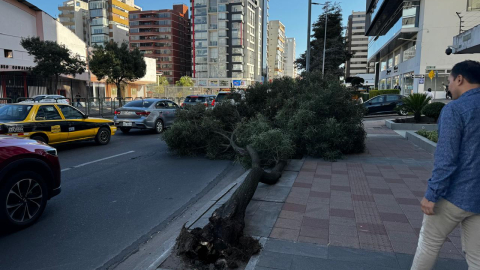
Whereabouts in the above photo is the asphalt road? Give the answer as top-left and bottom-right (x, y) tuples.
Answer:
(0, 129), (232, 270)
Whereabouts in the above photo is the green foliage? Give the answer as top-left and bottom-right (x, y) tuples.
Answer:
(296, 3), (352, 77)
(422, 102), (445, 122)
(89, 42), (146, 100)
(416, 129), (438, 143)
(400, 94), (431, 123)
(163, 71), (366, 165)
(175, 76), (194, 86)
(21, 37), (86, 94)
(349, 77), (365, 89)
(368, 89), (400, 99)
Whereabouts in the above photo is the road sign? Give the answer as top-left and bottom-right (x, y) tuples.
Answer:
(233, 80), (241, 86)
(426, 66), (436, 70)
(428, 70), (435, 80)
(419, 78), (425, 84)
(413, 75), (425, 78)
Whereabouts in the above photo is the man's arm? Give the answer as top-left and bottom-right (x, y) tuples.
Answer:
(425, 105), (463, 204)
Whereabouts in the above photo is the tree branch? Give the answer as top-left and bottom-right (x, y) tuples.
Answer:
(260, 160), (288, 185)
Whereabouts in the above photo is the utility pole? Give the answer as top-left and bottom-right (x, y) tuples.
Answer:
(322, 3), (328, 78)
(306, 0), (312, 72)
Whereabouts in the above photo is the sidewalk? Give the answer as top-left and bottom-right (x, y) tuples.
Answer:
(246, 120), (467, 270)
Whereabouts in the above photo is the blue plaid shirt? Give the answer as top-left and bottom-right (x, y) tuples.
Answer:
(425, 87), (480, 213)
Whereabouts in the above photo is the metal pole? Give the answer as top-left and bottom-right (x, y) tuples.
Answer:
(306, 0), (312, 72)
(322, 5), (328, 78)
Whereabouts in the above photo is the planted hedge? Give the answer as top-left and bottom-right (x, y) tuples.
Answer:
(369, 89), (400, 99)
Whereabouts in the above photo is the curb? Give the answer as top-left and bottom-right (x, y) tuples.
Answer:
(386, 119), (437, 131)
(146, 170), (251, 270)
(406, 131), (437, 154)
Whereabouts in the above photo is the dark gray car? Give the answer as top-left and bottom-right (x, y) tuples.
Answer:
(113, 99), (179, 134)
(181, 95), (216, 108)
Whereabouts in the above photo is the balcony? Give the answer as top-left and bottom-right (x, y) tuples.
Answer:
(365, 0), (403, 36)
(208, 7), (218, 13)
(209, 41), (218, 46)
(209, 24), (218, 30)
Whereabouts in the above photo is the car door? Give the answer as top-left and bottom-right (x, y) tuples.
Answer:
(34, 105), (68, 143)
(384, 95), (400, 113)
(366, 96), (384, 114)
(57, 105), (94, 140)
(154, 101), (168, 124)
(165, 101), (179, 126)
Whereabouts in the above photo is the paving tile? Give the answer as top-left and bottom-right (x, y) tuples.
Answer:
(330, 208), (355, 218)
(329, 224), (358, 237)
(301, 216), (329, 229)
(385, 178), (404, 183)
(286, 195), (309, 205)
(274, 218), (302, 230)
(299, 226), (329, 239)
(270, 227), (299, 242)
(399, 174), (417, 178)
(304, 209), (330, 219)
(329, 216), (357, 227)
(395, 253), (414, 269)
(291, 255), (366, 270)
(383, 221), (415, 233)
(329, 201), (354, 210)
(403, 210), (424, 220)
(309, 191), (330, 198)
(379, 212), (410, 223)
(357, 223), (388, 235)
(328, 234), (360, 249)
(332, 170), (349, 175)
(307, 196), (330, 205)
(279, 210), (304, 221)
(297, 236), (329, 246)
(396, 198), (420, 205)
(327, 246), (400, 269)
(352, 194), (376, 202)
(257, 251), (293, 270)
(370, 188), (393, 195)
(412, 190), (426, 197)
(292, 182), (312, 188)
(314, 174), (332, 179)
(245, 224), (274, 237)
(331, 185), (351, 192)
(364, 172), (383, 177)
(264, 238), (328, 259)
(390, 240), (418, 254)
(282, 203), (306, 213)
(355, 214), (383, 224)
(387, 231), (418, 243)
(433, 258), (468, 270)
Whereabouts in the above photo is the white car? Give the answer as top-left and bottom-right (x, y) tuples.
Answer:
(19, 95), (70, 104)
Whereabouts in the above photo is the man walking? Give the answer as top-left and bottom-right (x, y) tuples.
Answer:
(411, 60), (480, 270)
(425, 88), (434, 103)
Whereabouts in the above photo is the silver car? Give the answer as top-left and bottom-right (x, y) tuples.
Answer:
(113, 99), (179, 134)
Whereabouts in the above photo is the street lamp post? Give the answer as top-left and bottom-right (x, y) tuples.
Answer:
(306, 1), (328, 74)
(322, 8), (327, 78)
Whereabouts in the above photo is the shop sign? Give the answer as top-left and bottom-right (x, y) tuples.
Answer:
(419, 78), (425, 84)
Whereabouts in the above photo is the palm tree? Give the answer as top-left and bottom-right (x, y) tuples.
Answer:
(401, 94), (431, 123)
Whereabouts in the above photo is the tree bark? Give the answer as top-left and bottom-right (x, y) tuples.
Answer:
(53, 75), (59, 95)
(176, 145), (285, 269)
(116, 82), (123, 107)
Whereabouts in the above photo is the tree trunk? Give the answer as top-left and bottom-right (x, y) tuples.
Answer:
(175, 145), (286, 269)
(53, 75), (59, 95)
(116, 82), (123, 107)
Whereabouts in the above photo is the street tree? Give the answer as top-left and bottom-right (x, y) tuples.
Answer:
(296, 3), (352, 77)
(175, 76), (194, 86)
(89, 42), (146, 104)
(346, 76), (365, 89)
(152, 76), (169, 97)
(21, 37), (86, 95)
(164, 72), (366, 269)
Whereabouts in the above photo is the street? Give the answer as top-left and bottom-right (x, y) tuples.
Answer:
(0, 130), (232, 270)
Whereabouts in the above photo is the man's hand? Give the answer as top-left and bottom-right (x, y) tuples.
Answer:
(421, 197), (435, 215)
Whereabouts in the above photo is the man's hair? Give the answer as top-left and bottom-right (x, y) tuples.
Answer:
(428, 88), (432, 92)
(451, 60), (480, 84)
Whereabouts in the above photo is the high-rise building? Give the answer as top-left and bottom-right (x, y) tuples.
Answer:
(366, 0), (480, 94)
(191, 0), (265, 90)
(267, 20), (285, 80)
(345, 11), (368, 78)
(284, 37), (296, 78)
(129, 5), (192, 85)
(89, 0), (140, 47)
(58, 0), (90, 45)
(261, 0), (269, 81)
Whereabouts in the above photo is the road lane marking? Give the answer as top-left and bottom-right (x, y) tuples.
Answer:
(61, 151), (135, 172)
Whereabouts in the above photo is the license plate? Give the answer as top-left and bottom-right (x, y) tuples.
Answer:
(122, 122), (132, 127)
(122, 111), (136, 115)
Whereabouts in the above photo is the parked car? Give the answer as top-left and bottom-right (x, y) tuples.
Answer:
(19, 95), (70, 104)
(213, 91), (245, 107)
(0, 136), (61, 229)
(363, 94), (407, 115)
(181, 95), (216, 108)
(0, 103), (116, 145)
(114, 99), (179, 134)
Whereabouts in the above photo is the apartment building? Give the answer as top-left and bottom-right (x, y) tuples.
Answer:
(366, 0), (480, 95)
(58, 0), (90, 45)
(129, 5), (192, 85)
(266, 20), (285, 80)
(345, 11), (368, 78)
(89, 0), (140, 47)
(284, 37), (296, 78)
(191, 0), (265, 90)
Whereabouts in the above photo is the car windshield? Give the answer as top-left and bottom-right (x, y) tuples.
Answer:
(215, 93), (230, 102)
(124, 100), (153, 108)
(184, 96), (206, 102)
(0, 105), (33, 121)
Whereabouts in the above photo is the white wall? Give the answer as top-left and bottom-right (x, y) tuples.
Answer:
(137, 57), (157, 84)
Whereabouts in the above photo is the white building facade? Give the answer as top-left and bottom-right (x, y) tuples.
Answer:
(284, 37), (296, 78)
(191, 0), (265, 90)
(267, 20), (285, 80)
(58, 0), (90, 46)
(366, 0), (480, 95)
(345, 11), (369, 77)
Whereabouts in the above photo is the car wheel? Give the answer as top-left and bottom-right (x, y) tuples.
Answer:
(398, 109), (408, 116)
(120, 127), (131, 134)
(31, 134), (47, 144)
(153, 119), (164, 134)
(95, 127), (111, 145)
(0, 171), (48, 229)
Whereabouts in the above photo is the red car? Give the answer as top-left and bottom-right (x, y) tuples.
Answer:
(0, 136), (61, 229)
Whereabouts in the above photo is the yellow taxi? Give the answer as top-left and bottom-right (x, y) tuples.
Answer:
(0, 103), (116, 145)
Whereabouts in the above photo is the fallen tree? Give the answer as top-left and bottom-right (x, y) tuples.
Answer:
(163, 72), (366, 269)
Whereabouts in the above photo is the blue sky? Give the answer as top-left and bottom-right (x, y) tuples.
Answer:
(29, 0), (366, 58)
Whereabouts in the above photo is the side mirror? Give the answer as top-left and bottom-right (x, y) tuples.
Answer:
(83, 114), (89, 119)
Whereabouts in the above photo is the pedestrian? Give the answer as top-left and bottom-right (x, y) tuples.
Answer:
(75, 94), (82, 107)
(411, 60), (480, 270)
(425, 88), (434, 102)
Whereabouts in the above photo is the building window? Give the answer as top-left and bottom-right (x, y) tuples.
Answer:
(468, 0), (480, 11)
(4, 49), (13, 58)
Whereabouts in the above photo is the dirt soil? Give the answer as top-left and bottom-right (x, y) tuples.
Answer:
(394, 116), (436, 124)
